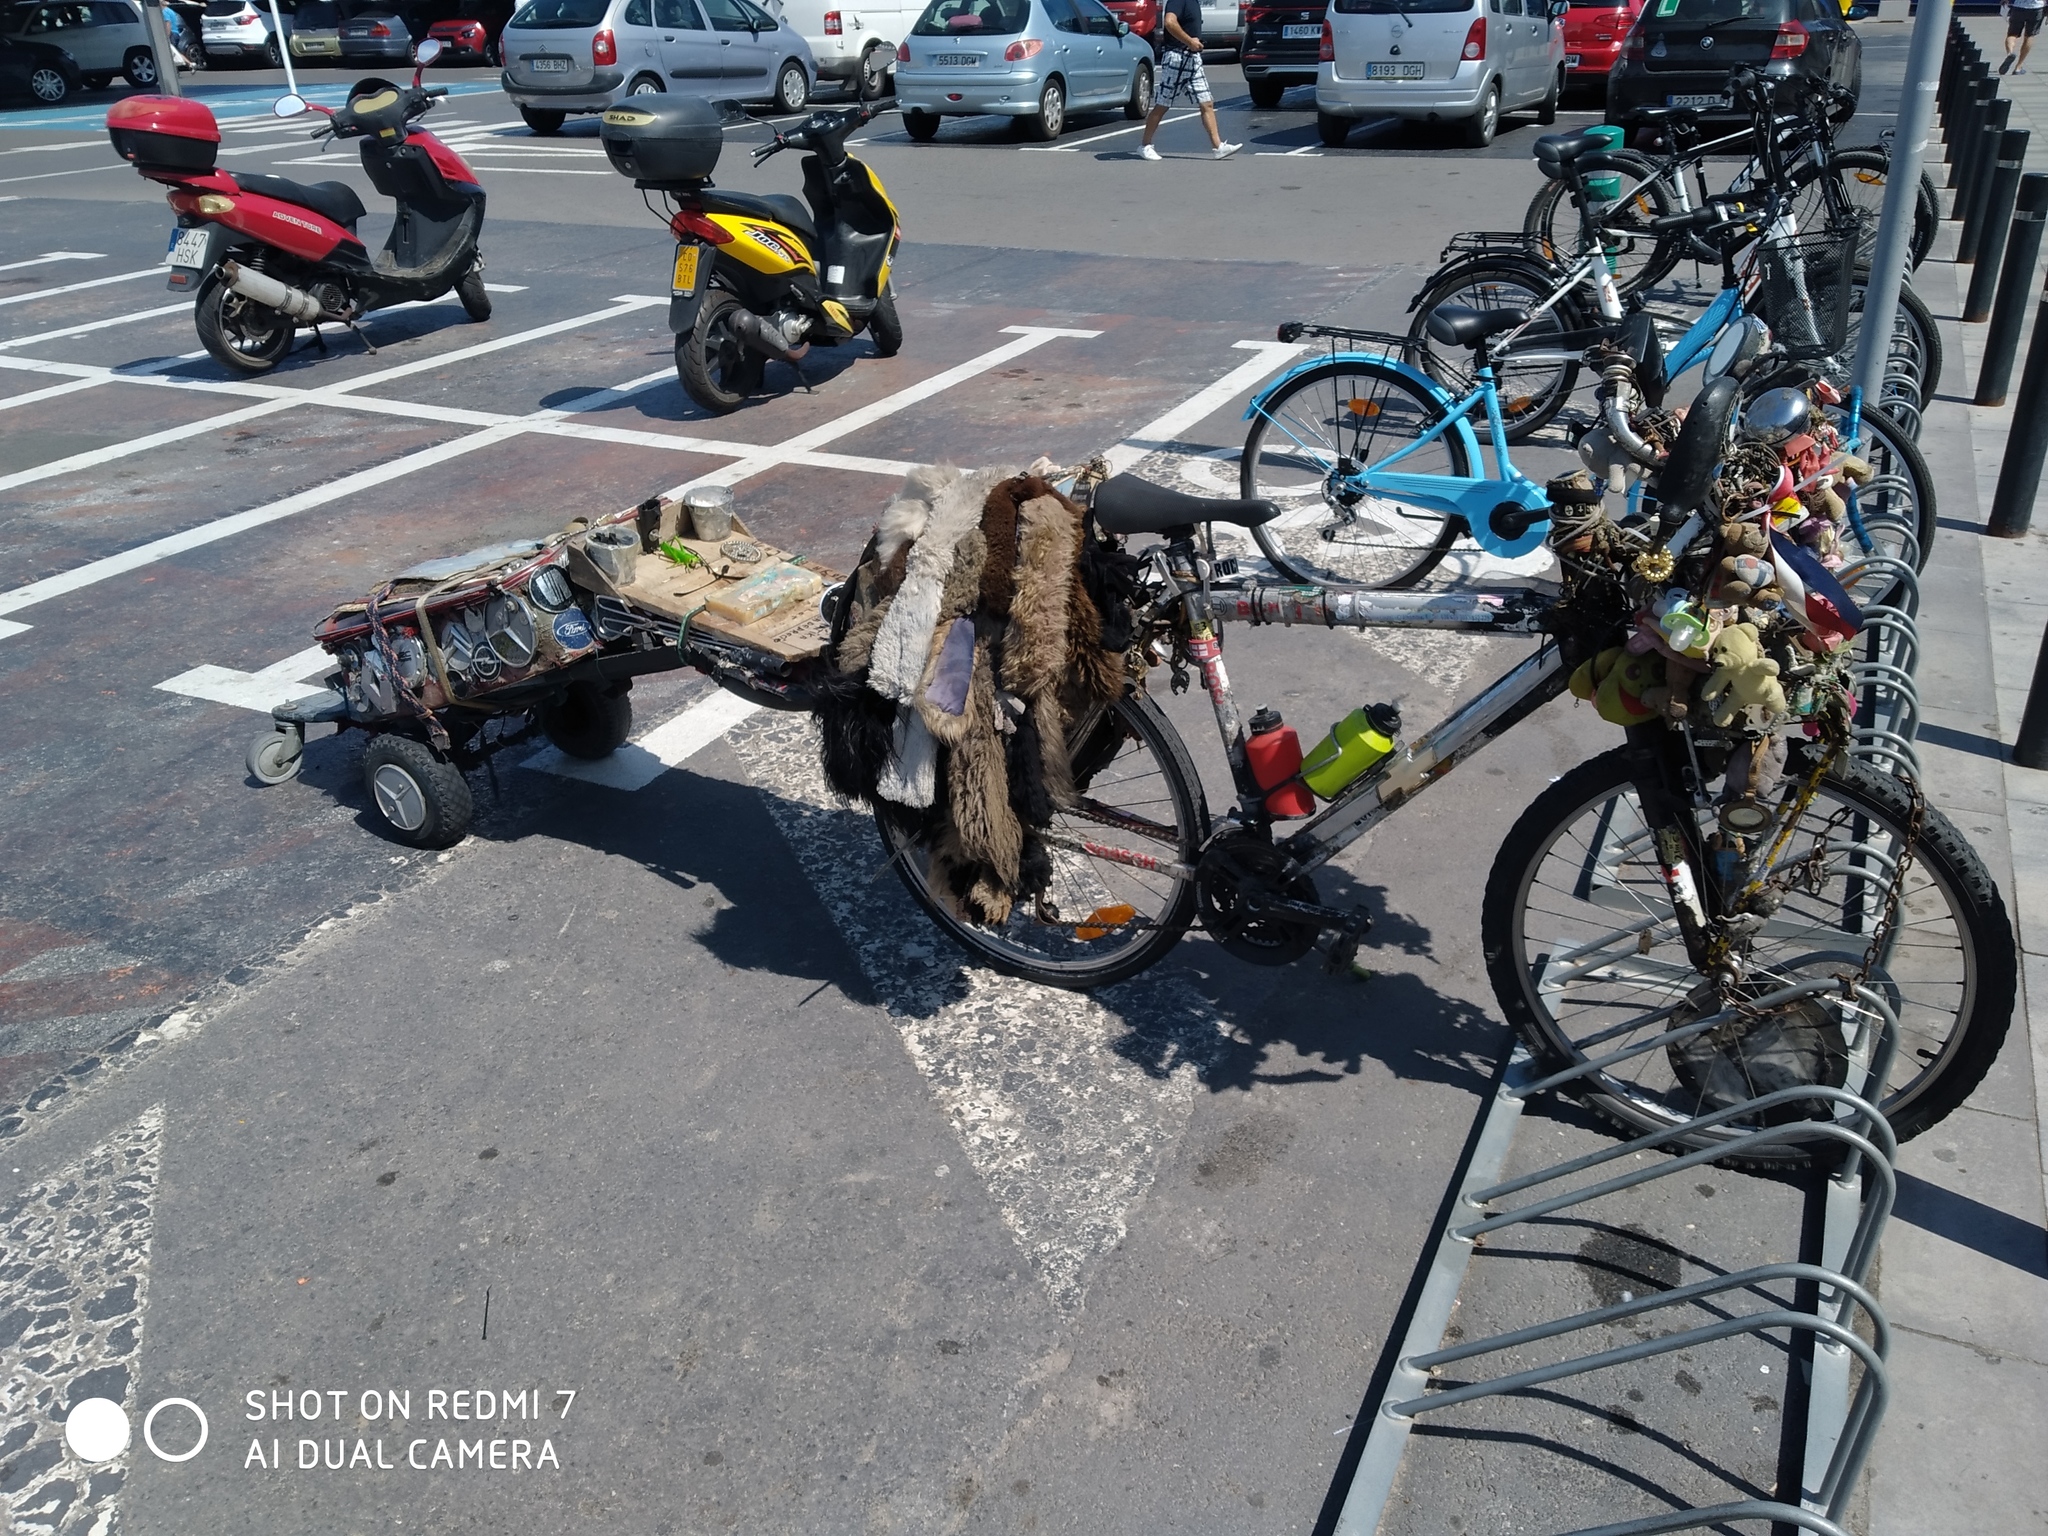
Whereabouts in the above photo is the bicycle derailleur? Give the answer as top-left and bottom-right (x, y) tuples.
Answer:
(1193, 830), (1371, 974)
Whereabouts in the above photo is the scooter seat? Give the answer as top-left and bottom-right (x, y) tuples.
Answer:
(700, 189), (818, 249)
(234, 173), (368, 232)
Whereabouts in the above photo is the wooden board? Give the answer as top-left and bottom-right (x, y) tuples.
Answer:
(610, 532), (841, 664)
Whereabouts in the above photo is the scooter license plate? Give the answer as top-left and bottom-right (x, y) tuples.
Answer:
(671, 244), (701, 294)
(165, 228), (210, 269)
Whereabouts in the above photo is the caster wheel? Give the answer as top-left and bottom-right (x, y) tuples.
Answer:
(247, 725), (304, 784)
(361, 734), (472, 848)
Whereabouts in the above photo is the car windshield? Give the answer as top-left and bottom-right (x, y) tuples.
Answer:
(508, 0), (604, 24)
(1643, 0), (1791, 21)
(911, 0), (1029, 37)
(1332, 0), (1473, 13)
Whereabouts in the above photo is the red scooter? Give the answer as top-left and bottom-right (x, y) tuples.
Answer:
(107, 38), (489, 374)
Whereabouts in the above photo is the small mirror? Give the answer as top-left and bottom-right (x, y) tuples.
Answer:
(1549, 0), (1567, 16)
(1703, 314), (1771, 382)
(274, 92), (307, 116)
(415, 36), (443, 63)
(1116, 18), (1129, 32)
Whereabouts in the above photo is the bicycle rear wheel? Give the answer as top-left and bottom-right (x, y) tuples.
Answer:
(1407, 259), (1586, 443)
(1807, 146), (1938, 271)
(1239, 358), (1470, 588)
(877, 691), (1207, 990)
(1481, 747), (2014, 1163)
(1521, 150), (1680, 301)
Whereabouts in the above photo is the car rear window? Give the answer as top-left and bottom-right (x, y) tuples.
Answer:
(1644, 0), (1791, 21)
(508, 0), (605, 23)
(202, 2), (246, 13)
(911, 0), (1029, 37)
(296, 0), (334, 20)
(1333, 0), (1473, 13)
(1568, 0), (1626, 8)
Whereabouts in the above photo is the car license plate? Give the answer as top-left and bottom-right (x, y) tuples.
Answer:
(530, 55), (570, 71)
(1365, 61), (1424, 78)
(932, 52), (979, 64)
(1667, 92), (1729, 108)
(164, 228), (210, 269)
(671, 244), (700, 293)
(1564, 51), (1580, 64)
(1281, 23), (1319, 37)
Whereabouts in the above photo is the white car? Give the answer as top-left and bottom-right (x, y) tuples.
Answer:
(1316, 0), (1564, 149)
(2, 0), (159, 88)
(778, 0), (908, 97)
(200, 0), (291, 64)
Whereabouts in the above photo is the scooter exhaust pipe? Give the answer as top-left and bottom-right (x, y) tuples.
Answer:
(730, 306), (811, 364)
(220, 259), (333, 324)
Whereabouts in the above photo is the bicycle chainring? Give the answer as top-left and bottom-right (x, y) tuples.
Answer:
(1195, 832), (1321, 966)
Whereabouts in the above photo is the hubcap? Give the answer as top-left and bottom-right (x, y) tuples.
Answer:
(371, 764), (428, 831)
(1044, 87), (1062, 133)
(32, 68), (63, 100)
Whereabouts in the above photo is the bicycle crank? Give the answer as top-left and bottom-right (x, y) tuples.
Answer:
(1195, 832), (1370, 968)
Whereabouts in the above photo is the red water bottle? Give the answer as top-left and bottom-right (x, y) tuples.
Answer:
(1246, 708), (1315, 818)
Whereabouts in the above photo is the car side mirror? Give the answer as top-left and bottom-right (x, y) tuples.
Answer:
(1549, 1), (1567, 17)
(414, 35), (441, 61)
(274, 91), (307, 115)
(1117, 18), (1129, 32)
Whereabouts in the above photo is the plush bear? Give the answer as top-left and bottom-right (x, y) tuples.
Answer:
(1719, 519), (1771, 559)
(1712, 553), (1776, 604)
(1700, 622), (1787, 729)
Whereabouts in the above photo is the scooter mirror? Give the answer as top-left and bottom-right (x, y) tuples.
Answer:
(712, 96), (749, 125)
(414, 37), (443, 64)
(274, 92), (308, 117)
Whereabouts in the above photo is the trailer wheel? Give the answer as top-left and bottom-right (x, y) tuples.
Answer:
(362, 735), (472, 848)
(247, 724), (304, 784)
(539, 680), (633, 760)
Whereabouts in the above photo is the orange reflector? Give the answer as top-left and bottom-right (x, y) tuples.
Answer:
(1507, 395), (1534, 412)
(1346, 398), (1380, 418)
(1855, 171), (1883, 185)
(1075, 903), (1137, 941)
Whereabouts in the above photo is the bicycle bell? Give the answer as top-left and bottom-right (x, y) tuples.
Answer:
(1739, 386), (1813, 447)
(1702, 315), (1772, 383)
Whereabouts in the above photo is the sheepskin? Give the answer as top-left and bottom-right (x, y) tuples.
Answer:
(868, 467), (1013, 703)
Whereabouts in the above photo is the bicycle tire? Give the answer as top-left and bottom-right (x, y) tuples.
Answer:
(1520, 150), (1681, 301)
(1406, 257), (1587, 443)
(1240, 357), (1470, 589)
(1822, 147), (1938, 271)
(876, 691), (1207, 990)
(1481, 747), (2014, 1164)
(1839, 400), (1937, 574)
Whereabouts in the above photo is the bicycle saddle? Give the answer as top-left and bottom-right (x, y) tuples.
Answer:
(1424, 304), (1527, 349)
(1531, 128), (1609, 164)
(1090, 474), (1280, 537)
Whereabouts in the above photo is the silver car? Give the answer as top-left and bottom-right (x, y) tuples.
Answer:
(896, 0), (1154, 142)
(499, 0), (815, 135)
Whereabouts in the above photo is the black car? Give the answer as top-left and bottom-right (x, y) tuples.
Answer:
(1605, 0), (1860, 129)
(1239, 0), (1326, 107)
(0, 30), (82, 100)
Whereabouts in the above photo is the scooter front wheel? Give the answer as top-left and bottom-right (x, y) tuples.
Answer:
(678, 291), (762, 415)
(868, 282), (902, 357)
(456, 264), (491, 322)
(194, 270), (294, 374)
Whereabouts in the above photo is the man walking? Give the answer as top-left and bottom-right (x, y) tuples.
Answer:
(1140, 0), (1240, 160)
(2002, 0), (2043, 74)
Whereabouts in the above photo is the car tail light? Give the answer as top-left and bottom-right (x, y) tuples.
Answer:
(592, 26), (616, 63)
(237, 13), (257, 22)
(368, 20), (389, 34)
(1318, 16), (1332, 60)
(896, 38), (909, 59)
(1004, 36), (1042, 59)
(1461, 16), (1484, 59)
(1769, 19), (1807, 57)
(670, 208), (734, 244)
(823, 8), (840, 30)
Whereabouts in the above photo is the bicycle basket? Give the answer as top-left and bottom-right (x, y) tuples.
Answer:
(1746, 212), (1865, 359)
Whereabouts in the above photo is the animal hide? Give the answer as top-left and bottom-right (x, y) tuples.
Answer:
(875, 463), (963, 567)
(875, 704), (939, 808)
(868, 468), (1013, 703)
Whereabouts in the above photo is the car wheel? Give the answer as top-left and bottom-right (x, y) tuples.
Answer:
(520, 106), (566, 134)
(29, 65), (69, 103)
(263, 34), (281, 66)
(1248, 75), (1284, 108)
(1832, 65), (1861, 124)
(857, 40), (892, 100)
(1538, 64), (1560, 124)
(123, 46), (159, 86)
(1317, 109), (1349, 147)
(484, 38), (500, 65)
(629, 72), (663, 94)
(1461, 80), (1499, 147)
(903, 106), (940, 141)
(1024, 75), (1064, 140)
(773, 58), (808, 112)
(1124, 58), (1152, 119)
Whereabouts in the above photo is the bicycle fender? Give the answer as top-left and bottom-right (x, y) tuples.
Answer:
(1243, 355), (1486, 469)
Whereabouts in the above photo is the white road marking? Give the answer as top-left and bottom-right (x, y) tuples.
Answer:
(0, 300), (194, 352)
(0, 266), (163, 308)
(0, 162), (123, 186)
(524, 688), (763, 788)
(1019, 112), (1193, 151)
(0, 619), (29, 640)
(0, 140), (104, 156)
(0, 249), (104, 271)
(1103, 337), (1303, 473)
(156, 644), (333, 711)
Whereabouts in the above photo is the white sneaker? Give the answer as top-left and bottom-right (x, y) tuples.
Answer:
(1139, 143), (1162, 160)
(1213, 141), (1241, 160)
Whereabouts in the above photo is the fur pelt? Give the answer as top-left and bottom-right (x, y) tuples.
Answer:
(868, 468), (1013, 703)
(875, 704), (939, 807)
(875, 463), (963, 567)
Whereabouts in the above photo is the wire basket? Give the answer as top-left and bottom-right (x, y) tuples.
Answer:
(1747, 211), (1867, 359)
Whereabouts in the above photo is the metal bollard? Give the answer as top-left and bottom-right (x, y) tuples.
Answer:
(1961, 99), (2015, 259)
(1987, 266), (2048, 537)
(1949, 73), (1991, 184)
(1978, 173), (2048, 404)
(2016, 625), (2048, 768)
(1967, 129), (2032, 319)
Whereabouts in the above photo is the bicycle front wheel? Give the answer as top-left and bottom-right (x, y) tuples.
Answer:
(1521, 150), (1679, 301)
(1240, 358), (1471, 588)
(1407, 259), (1584, 442)
(1482, 747), (2015, 1163)
(878, 691), (1207, 990)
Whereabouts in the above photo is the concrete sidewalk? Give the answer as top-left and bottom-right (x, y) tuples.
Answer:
(1853, 30), (2048, 1525)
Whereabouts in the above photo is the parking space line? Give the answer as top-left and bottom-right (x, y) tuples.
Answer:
(0, 267), (161, 307)
(1102, 338), (1303, 474)
(1019, 114), (1193, 153)
(0, 251), (104, 272)
(524, 689), (762, 789)
(0, 141), (104, 156)
(0, 301), (194, 351)
(0, 164), (123, 187)
(156, 645), (333, 712)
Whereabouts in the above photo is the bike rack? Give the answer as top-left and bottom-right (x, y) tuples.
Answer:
(1330, 981), (1904, 1536)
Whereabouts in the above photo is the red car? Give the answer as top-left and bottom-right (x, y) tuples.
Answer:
(1563, 0), (1645, 91)
(425, 3), (507, 64)
(1101, 0), (1159, 37)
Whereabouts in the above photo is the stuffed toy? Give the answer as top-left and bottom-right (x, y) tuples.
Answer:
(1700, 622), (1786, 728)
(1570, 645), (1663, 726)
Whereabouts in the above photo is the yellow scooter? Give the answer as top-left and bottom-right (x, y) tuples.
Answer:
(602, 98), (902, 415)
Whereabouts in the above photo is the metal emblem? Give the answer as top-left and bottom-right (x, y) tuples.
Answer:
(1699, 33), (1714, 47)
(1390, 41), (1400, 52)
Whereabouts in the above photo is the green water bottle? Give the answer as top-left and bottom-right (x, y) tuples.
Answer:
(1300, 702), (1403, 800)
